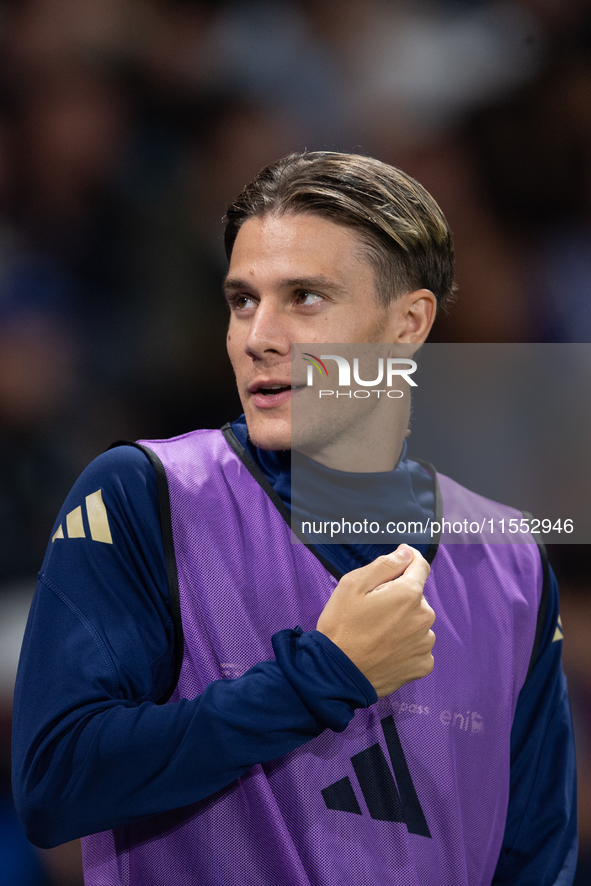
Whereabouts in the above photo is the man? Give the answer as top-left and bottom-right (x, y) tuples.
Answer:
(12, 152), (576, 884)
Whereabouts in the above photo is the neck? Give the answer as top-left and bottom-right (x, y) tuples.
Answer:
(294, 397), (410, 473)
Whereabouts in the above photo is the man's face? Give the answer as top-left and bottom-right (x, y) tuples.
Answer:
(225, 212), (429, 451)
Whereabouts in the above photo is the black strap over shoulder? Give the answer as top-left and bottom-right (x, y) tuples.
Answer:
(109, 440), (184, 704)
(411, 458), (442, 566)
(525, 530), (551, 680)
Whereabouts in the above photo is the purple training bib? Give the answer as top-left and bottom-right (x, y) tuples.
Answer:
(82, 429), (543, 886)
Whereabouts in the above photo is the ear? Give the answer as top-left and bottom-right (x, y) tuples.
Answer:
(388, 289), (437, 343)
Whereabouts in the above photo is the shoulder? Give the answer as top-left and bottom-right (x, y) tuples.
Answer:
(59, 444), (156, 499)
(42, 444), (160, 571)
(137, 427), (251, 494)
(137, 428), (231, 469)
(437, 471), (523, 522)
(38, 443), (172, 645)
(434, 470), (543, 561)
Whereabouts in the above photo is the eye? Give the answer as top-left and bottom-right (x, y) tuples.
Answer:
(295, 291), (324, 307)
(228, 293), (256, 311)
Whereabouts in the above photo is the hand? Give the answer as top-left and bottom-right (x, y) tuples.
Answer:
(316, 545), (435, 698)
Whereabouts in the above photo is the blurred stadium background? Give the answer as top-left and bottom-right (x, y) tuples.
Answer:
(0, 1), (590, 882)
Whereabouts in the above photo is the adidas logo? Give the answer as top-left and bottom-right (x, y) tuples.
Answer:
(553, 615), (564, 643)
(322, 715), (431, 838)
(52, 489), (113, 545)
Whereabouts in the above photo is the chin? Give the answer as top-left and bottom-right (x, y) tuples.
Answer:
(245, 417), (291, 452)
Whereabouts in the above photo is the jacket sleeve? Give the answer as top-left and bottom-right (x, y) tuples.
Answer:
(11, 446), (376, 848)
(492, 562), (578, 885)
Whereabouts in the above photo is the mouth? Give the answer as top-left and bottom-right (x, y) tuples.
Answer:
(248, 380), (306, 408)
(255, 383), (292, 396)
(249, 380), (306, 395)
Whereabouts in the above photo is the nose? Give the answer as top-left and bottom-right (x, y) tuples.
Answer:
(245, 299), (291, 359)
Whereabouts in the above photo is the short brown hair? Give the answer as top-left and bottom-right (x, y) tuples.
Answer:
(224, 152), (455, 307)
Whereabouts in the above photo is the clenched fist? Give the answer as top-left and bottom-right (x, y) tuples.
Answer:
(316, 545), (435, 697)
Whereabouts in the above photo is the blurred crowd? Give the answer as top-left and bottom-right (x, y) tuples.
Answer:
(0, 0), (590, 883)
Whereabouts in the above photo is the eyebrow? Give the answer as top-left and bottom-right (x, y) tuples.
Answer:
(222, 275), (347, 297)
